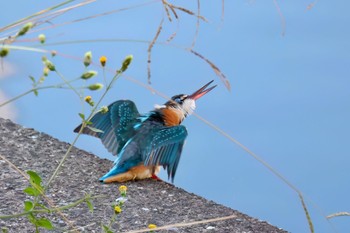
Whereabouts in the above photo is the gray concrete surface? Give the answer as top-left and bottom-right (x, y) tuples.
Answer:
(0, 118), (287, 232)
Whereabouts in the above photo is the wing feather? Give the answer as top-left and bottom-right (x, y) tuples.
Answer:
(74, 100), (140, 155)
(142, 125), (187, 181)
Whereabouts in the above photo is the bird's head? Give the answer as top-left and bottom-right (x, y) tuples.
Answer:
(155, 80), (216, 125)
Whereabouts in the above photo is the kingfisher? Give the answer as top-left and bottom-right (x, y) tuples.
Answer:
(74, 80), (216, 183)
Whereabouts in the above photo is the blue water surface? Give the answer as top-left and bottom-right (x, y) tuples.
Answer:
(1, 1), (349, 232)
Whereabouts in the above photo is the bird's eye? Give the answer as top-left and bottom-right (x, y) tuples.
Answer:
(175, 97), (182, 103)
(170, 95), (187, 105)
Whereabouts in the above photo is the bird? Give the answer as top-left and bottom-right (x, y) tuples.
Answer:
(74, 80), (216, 183)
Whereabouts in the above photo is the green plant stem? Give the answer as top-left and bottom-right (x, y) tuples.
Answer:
(107, 213), (117, 229)
(0, 0), (75, 34)
(0, 45), (48, 53)
(103, 68), (107, 86)
(45, 126), (83, 188)
(0, 78), (81, 108)
(327, 212), (350, 219)
(0, 195), (105, 220)
(0, 89), (37, 108)
(55, 70), (81, 98)
(45, 70), (122, 188)
(299, 194), (314, 233)
(0, 86), (58, 108)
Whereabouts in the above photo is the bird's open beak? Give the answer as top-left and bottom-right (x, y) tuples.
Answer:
(188, 80), (217, 100)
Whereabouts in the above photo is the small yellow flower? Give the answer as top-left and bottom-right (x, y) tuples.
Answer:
(100, 56), (107, 67)
(84, 96), (94, 106)
(148, 224), (157, 229)
(84, 96), (92, 103)
(114, 205), (122, 214)
(119, 185), (127, 193)
(119, 185), (127, 197)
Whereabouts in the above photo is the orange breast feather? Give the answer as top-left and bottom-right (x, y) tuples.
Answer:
(162, 108), (183, 126)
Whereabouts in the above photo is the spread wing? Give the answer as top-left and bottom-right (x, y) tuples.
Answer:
(74, 100), (140, 155)
(142, 125), (188, 181)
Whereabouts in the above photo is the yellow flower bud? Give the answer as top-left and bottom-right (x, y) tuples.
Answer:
(100, 106), (108, 114)
(84, 96), (92, 103)
(88, 83), (103, 91)
(100, 56), (107, 67)
(18, 22), (33, 36)
(51, 50), (57, 57)
(84, 51), (92, 67)
(119, 55), (133, 72)
(81, 70), (97, 80)
(119, 185), (127, 197)
(43, 66), (50, 77)
(84, 95), (94, 106)
(42, 56), (55, 71)
(46, 62), (55, 71)
(0, 47), (9, 57)
(38, 34), (46, 44)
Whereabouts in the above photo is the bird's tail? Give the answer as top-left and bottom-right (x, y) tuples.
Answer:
(99, 159), (140, 183)
(99, 165), (127, 183)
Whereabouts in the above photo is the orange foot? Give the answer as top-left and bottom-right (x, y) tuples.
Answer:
(151, 174), (163, 181)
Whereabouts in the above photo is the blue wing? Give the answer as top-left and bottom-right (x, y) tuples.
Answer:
(74, 100), (140, 155)
(142, 125), (188, 181)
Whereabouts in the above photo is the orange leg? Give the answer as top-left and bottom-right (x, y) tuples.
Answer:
(151, 174), (163, 181)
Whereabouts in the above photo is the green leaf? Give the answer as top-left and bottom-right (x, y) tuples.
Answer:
(29, 76), (36, 83)
(78, 113), (85, 120)
(26, 171), (43, 194)
(23, 187), (39, 197)
(2, 227), (9, 233)
(33, 89), (38, 96)
(27, 170), (42, 186)
(86, 199), (94, 213)
(102, 225), (113, 233)
(24, 201), (34, 211)
(87, 126), (104, 133)
(36, 218), (53, 230)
